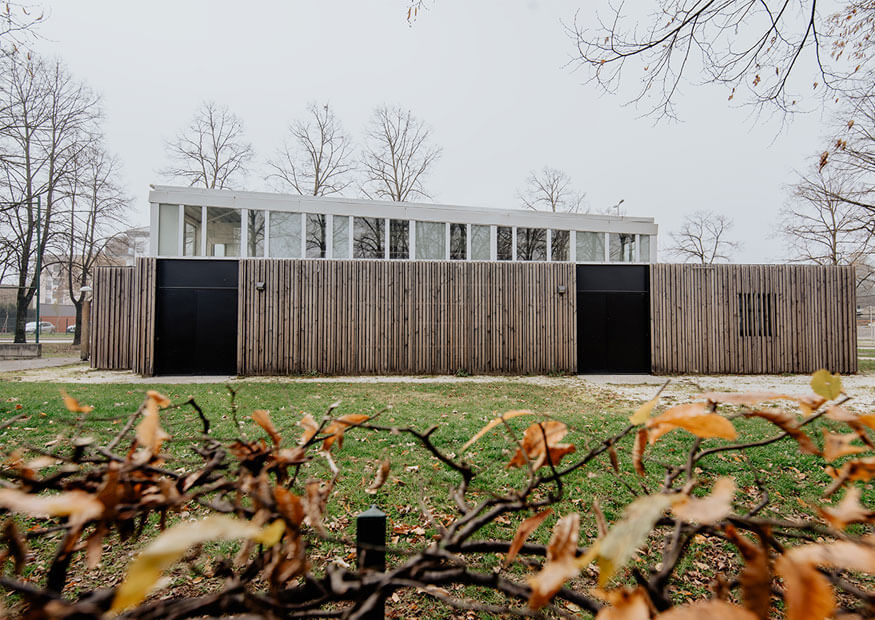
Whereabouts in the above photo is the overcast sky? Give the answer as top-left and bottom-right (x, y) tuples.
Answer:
(35, 0), (836, 263)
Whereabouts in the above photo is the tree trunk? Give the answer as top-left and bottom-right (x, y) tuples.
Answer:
(72, 299), (82, 346)
(13, 290), (28, 344)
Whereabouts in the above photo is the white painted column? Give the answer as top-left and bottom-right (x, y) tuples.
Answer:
(546, 229), (553, 262)
(409, 220), (416, 260)
(240, 209), (249, 258)
(490, 225), (497, 261)
(326, 214), (333, 259)
(570, 231), (577, 263)
(177, 204), (185, 256)
(200, 206), (208, 257)
(511, 227), (518, 261)
(265, 210), (271, 257)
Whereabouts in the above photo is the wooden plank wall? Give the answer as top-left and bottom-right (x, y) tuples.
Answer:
(90, 266), (134, 370)
(131, 257), (157, 376)
(650, 264), (857, 374)
(238, 260), (577, 375)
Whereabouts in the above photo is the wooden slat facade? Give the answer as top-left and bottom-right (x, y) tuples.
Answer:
(89, 266), (134, 370)
(237, 260), (577, 375)
(131, 257), (157, 376)
(650, 263), (857, 374)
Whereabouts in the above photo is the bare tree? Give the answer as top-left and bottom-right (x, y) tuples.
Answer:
(0, 54), (101, 343)
(0, 3), (43, 55)
(267, 103), (355, 197)
(567, 1), (875, 119)
(361, 105), (441, 202)
(517, 166), (585, 213)
(162, 101), (253, 189)
(56, 142), (128, 344)
(668, 210), (741, 264)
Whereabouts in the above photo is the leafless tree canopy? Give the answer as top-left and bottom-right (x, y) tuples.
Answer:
(0, 3), (43, 55)
(668, 210), (740, 264)
(266, 103), (355, 196)
(518, 166), (586, 213)
(361, 105), (441, 202)
(56, 142), (129, 344)
(783, 168), (871, 267)
(162, 101), (254, 190)
(568, 1), (875, 118)
(0, 53), (102, 342)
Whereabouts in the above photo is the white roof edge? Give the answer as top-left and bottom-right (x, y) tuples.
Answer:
(148, 185), (658, 232)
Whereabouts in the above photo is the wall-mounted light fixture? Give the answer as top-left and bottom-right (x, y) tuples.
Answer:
(557, 285), (567, 295)
(255, 281), (266, 292)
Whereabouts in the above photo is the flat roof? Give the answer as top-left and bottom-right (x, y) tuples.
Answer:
(149, 185), (658, 235)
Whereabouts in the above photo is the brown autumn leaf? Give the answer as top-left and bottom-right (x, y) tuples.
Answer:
(61, 391), (93, 414)
(135, 396), (170, 455)
(822, 430), (867, 462)
(252, 409), (282, 446)
(827, 405), (875, 431)
(796, 394), (828, 416)
(744, 410), (819, 455)
(365, 458), (391, 495)
(672, 477), (736, 525)
(507, 421), (576, 471)
(647, 403), (737, 443)
(817, 486), (875, 530)
(2, 520), (26, 575)
(303, 479), (332, 534)
(654, 600), (759, 619)
(527, 513), (580, 610)
(0, 488), (103, 528)
(596, 494), (673, 586)
(633, 428), (647, 477)
(504, 508), (552, 568)
(593, 499), (608, 539)
(299, 413), (319, 445)
(776, 551), (835, 620)
(461, 410), (535, 452)
(146, 390), (172, 408)
(594, 586), (651, 620)
(608, 444), (620, 473)
(724, 525), (770, 620)
(274, 486), (305, 527)
(825, 456), (875, 496)
(321, 414), (369, 452)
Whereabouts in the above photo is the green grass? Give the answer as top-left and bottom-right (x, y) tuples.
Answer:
(0, 381), (872, 617)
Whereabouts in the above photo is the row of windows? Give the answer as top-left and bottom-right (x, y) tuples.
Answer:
(157, 204), (653, 263)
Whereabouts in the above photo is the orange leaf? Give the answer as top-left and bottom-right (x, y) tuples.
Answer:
(504, 508), (552, 568)
(745, 410), (819, 455)
(299, 413), (319, 445)
(136, 396), (170, 455)
(252, 409), (281, 446)
(824, 456), (875, 496)
(507, 421), (575, 471)
(274, 486), (304, 527)
(822, 429), (867, 462)
(61, 391), (93, 414)
(672, 477), (736, 525)
(146, 390), (172, 408)
(724, 525), (770, 619)
(654, 600), (759, 619)
(365, 458), (391, 495)
(460, 410), (534, 452)
(633, 428), (647, 477)
(776, 552), (835, 620)
(817, 487), (875, 530)
(594, 586), (651, 620)
(526, 513), (580, 610)
(647, 403), (737, 442)
(322, 414), (369, 452)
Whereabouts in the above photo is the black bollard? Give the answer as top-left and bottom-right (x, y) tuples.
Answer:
(356, 504), (386, 620)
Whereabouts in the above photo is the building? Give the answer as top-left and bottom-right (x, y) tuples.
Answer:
(88, 186), (857, 377)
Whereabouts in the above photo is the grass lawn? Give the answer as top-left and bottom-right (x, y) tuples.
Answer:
(0, 380), (871, 617)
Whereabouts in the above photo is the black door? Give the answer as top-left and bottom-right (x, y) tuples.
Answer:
(577, 265), (650, 373)
(155, 260), (238, 375)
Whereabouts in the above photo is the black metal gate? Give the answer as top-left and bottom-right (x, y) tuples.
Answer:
(155, 260), (238, 375)
(576, 265), (651, 373)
